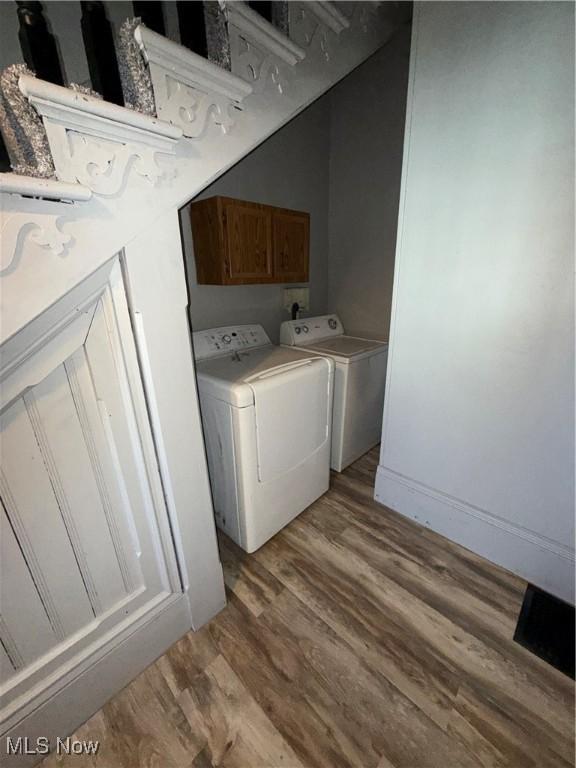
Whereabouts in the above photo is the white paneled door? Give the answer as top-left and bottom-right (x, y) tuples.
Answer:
(0, 257), (191, 762)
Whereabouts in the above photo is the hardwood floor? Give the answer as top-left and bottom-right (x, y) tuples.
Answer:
(43, 448), (575, 768)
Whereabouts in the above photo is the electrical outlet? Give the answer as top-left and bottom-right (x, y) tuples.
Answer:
(283, 287), (309, 312)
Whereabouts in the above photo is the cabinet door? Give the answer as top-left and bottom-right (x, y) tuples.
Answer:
(273, 209), (310, 283)
(223, 200), (273, 284)
(0, 259), (188, 747)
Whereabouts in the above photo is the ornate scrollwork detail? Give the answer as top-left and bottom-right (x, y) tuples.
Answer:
(159, 76), (239, 137)
(231, 34), (288, 95)
(28, 220), (71, 254)
(290, 4), (320, 47)
(57, 131), (176, 197)
(0, 211), (71, 273)
(288, 4), (334, 62)
(136, 24), (252, 139)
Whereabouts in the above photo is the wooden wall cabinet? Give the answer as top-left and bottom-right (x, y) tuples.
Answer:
(190, 196), (310, 285)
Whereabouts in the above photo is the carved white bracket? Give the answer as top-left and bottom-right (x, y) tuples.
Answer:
(288, 1), (351, 63)
(223, 1), (306, 95)
(18, 75), (182, 196)
(0, 203), (72, 273)
(0, 174), (92, 273)
(136, 25), (252, 139)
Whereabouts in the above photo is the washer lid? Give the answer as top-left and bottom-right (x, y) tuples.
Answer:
(196, 345), (329, 407)
(302, 335), (388, 362)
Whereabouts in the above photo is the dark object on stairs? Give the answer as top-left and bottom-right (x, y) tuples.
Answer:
(0, 131), (11, 173)
(247, 2), (273, 23)
(514, 583), (575, 679)
(132, 1), (166, 35)
(81, 1), (124, 105)
(16, 1), (64, 85)
(177, 1), (208, 58)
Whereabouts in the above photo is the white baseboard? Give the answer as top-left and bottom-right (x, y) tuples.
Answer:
(374, 465), (575, 605)
(1, 596), (192, 768)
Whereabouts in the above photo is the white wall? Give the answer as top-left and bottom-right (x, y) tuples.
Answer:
(328, 26), (411, 340)
(376, 2), (575, 602)
(180, 98), (331, 344)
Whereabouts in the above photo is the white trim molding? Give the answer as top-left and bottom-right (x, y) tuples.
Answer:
(375, 465), (576, 604)
(304, 2), (351, 35)
(0, 174), (92, 203)
(18, 75), (181, 145)
(19, 75), (182, 196)
(136, 25), (253, 138)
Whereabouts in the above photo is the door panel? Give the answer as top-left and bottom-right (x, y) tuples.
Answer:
(0, 258), (184, 740)
(0, 642), (14, 688)
(0, 505), (57, 672)
(25, 361), (128, 613)
(1, 395), (96, 638)
(273, 210), (309, 283)
(224, 201), (273, 283)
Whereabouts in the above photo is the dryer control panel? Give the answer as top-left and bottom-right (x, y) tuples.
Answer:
(193, 324), (271, 360)
(280, 315), (344, 346)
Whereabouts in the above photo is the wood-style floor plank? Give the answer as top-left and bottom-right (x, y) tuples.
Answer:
(252, 528), (461, 731)
(217, 533), (285, 618)
(259, 588), (479, 768)
(177, 653), (304, 767)
(42, 447), (575, 768)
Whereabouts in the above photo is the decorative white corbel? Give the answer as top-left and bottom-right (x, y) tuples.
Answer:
(223, 1), (306, 95)
(18, 75), (182, 196)
(288, 1), (351, 62)
(135, 25), (253, 138)
(1, 206), (70, 272)
(0, 174), (93, 273)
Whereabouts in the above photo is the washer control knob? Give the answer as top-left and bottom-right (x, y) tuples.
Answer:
(328, 318), (338, 330)
(295, 327), (302, 335)
(222, 335), (231, 344)
(302, 325), (309, 333)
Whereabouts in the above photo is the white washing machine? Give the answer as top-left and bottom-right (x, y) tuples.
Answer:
(193, 324), (334, 552)
(280, 315), (388, 472)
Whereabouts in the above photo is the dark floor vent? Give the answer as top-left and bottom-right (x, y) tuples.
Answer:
(514, 584), (575, 679)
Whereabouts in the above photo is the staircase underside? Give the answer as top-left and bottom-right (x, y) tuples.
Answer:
(1, 1), (409, 345)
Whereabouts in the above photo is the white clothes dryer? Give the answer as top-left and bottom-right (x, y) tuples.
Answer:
(193, 324), (334, 552)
